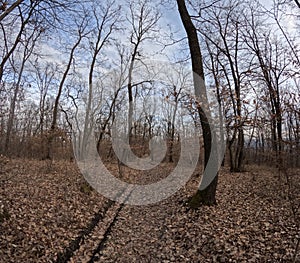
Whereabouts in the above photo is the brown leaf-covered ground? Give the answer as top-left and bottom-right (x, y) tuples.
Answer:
(0, 158), (299, 262)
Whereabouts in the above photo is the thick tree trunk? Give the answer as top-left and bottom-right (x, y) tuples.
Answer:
(177, 0), (218, 207)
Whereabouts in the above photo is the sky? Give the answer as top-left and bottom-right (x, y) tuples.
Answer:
(5, 0), (297, 107)
(32, 0), (298, 70)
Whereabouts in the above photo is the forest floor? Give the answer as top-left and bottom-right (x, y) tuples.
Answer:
(0, 157), (299, 262)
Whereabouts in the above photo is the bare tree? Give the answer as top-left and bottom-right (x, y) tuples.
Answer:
(96, 44), (129, 153)
(126, 0), (160, 142)
(196, 1), (249, 172)
(4, 16), (44, 154)
(163, 65), (189, 162)
(46, 14), (89, 160)
(177, 0), (218, 206)
(29, 61), (57, 136)
(80, 1), (121, 159)
(242, 6), (291, 166)
(204, 40), (226, 166)
(264, 0), (300, 68)
(0, 1), (40, 82)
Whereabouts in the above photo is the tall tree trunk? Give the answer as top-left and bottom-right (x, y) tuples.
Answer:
(177, 0), (218, 206)
(5, 84), (20, 155)
(5, 46), (27, 155)
(46, 29), (84, 160)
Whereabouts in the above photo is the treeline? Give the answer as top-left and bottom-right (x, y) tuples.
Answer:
(0, 0), (299, 169)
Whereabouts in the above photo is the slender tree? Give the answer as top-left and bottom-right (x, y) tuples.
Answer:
(4, 15), (44, 154)
(46, 15), (89, 160)
(80, 1), (120, 159)
(126, 0), (160, 141)
(197, 1), (247, 172)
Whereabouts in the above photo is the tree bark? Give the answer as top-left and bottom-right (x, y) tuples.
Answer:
(177, 0), (218, 206)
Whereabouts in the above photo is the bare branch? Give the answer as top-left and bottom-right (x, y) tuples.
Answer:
(0, 0), (24, 22)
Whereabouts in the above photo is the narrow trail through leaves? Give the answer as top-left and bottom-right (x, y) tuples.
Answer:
(0, 159), (299, 262)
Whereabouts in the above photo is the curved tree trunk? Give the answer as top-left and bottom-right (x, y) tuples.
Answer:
(177, 0), (218, 206)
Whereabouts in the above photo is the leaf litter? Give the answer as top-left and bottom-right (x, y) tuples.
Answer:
(0, 159), (299, 262)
